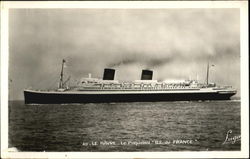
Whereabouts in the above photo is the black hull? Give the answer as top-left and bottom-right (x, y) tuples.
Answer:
(24, 90), (236, 104)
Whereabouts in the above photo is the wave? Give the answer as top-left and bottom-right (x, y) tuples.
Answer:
(7, 147), (19, 152)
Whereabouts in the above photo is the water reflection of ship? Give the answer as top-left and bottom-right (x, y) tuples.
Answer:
(24, 60), (237, 104)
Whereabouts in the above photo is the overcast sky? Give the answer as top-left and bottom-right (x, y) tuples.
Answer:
(9, 9), (240, 100)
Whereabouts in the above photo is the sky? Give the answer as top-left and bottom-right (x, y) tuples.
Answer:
(9, 9), (240, 100)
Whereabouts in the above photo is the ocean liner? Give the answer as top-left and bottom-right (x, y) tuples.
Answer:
(24, 60), (237, 104)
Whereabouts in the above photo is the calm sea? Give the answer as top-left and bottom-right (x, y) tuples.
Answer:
(9, 100), (241, 152)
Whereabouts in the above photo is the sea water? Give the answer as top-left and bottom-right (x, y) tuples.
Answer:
(8, 100), (240, 151)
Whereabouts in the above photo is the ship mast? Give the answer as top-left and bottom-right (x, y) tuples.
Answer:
(59, 59), (66, 88)
(206, 62), (209, 85)
(206, 62), (215, 85)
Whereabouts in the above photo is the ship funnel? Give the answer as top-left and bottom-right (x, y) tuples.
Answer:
(103, 68), (115, 80)
(141, 69), (153, 80)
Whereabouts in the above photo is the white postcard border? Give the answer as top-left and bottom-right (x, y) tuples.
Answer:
(1, 1), (249, 158)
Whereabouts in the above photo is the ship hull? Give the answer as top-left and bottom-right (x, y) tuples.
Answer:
(24, 90), (236, 104)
